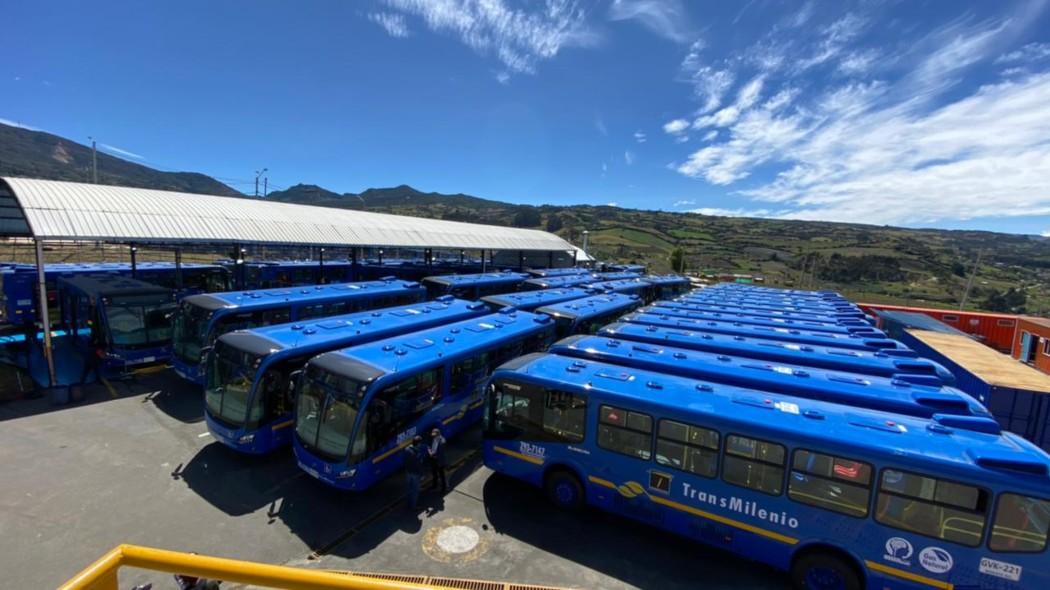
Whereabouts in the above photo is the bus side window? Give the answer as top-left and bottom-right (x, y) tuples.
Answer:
(597, 405), (653, 460)
(655, 419), (719, 478)
(722, 435), (785, 496)
(875, 469), (988, 547)
(788, 449), (872, 517)
(451, 353), (489, 391)
(542, 389), (586, 443)
(989, 493), (1050, 553)
(262, 306), (291, 324)
(372, 368), (442, 444)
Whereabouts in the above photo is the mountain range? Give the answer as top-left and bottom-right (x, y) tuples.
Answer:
(0, 121), (1046, 313)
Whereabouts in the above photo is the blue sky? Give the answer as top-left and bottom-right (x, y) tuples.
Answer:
(4, 1), (1050, 235)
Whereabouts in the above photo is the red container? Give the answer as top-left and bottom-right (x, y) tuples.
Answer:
(858, 303), (1017, 352)
(1012, 316), (1050, 375)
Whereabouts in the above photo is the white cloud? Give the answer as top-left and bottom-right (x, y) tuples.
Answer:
(496, 71), (511, 84)
(606, 201), (620, 207)
(634, 130), (647, 143)
(689, 207), (778, 218)
(674, 135), (690, 143)
(692, 75), (764, 129)
(679, 41), (734, 113)
(663, 118), (689, 134)
(701, 130), (717, 141)
(1042, 229), (1050, 237)
(838, 49), (878, 75)
(99, 144), (144, 160)
(673, 199), (695, 206)
(624, 150), (635, 165)
(996, 42), (1050, 64)
(0, 118), (38, 131)
(608, 0), (692, 43)
(797, 13), (867, 71)
(369, 12), (411, 37)
(594, 115), (608, 136)
(380, 0), (598, 74)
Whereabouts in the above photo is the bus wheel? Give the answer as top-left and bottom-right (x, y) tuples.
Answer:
(544, 470), (584, 510)
(790, 552), (862, 590)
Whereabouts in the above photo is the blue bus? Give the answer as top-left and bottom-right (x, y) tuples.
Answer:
(584, 279), (654, 301)
(681, 293), (860, 315)
(642, 275), (692, 300)
(484, 353), (1050, 590)
(293, 310), (556, 490)
(635, 305), (883, 337)
(594, 271), (644, 281)
(482, 288), (593, 312)
(521, 274), (599, 291)
(218, 260), (358, 289)
(1, 262), (229, 326)
(57, 274), (177, 370)
(526, 267), (592, 278)
(605, 263), (647, 274)
(421, 272), (530, 300)
(536, 293), (644, 339)
(654, 299), (872, 325)
(172, 278), (425, 384)
(203, 297), (489, 454)
(598, 322), (955, 384)
(549, 335), (989, 419)
(621, 311), (905, 352)
(713, 285), (847, 300)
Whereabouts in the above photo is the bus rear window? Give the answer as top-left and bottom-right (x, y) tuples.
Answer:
(788, 450), (872, 517)
(598, 405), (652, 460)
(990, 494), (1050, 553)
(875, 469), (987, 547)
(722, 435), (785, 496)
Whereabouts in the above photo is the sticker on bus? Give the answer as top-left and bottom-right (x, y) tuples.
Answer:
(918, 546), (954, 574)
(883, 537), (913, 565)
(979, 557), (1022, 582)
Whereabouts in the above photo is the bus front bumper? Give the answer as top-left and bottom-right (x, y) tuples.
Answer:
(293, 445), (360, 491)
(205, 413), (271, 455)
(172, 357), (204, 385)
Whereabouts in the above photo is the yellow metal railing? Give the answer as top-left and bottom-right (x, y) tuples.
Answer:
(60, 544), (456, 590)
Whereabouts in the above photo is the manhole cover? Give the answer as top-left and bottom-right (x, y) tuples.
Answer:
(422, 518), (489, 563)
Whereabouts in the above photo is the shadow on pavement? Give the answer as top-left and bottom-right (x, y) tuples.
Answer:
(173, 442), (301, 516)
(480, 473), (789, 590)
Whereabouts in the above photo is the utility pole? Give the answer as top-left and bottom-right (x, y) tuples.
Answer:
(959, 249), (984, 310)
(263, 177), (268, 198)
(89, 137), (98, 183)
(254, 168), (268, 198)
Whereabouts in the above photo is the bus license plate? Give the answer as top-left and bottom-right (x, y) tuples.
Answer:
(298, 461), (320, 480)
(980, 558), (1021, 582)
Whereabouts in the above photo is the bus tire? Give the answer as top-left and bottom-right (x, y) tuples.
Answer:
(790, 551), (863, 590)
(544, 469), (584, 511)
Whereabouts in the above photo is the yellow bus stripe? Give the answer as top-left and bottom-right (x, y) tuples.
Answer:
(586, 476), (797, 545)
(271, 420), (294, 431)
(493, 446), (545, 465)
(865, 560), (954, 590)
(372, 439), (412, 464)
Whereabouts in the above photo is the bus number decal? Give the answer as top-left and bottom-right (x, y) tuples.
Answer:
(396, 427), (418, 445)
(519, 442), (546, 459)
(682, 482), (799, 529)
(979, 557), (1021, 582)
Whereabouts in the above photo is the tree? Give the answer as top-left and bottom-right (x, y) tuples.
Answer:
(545, 214), (563, 232)
(670, 248), (686, 273)
(981, 287), (1027, 313)
(512, 206), (542, 228)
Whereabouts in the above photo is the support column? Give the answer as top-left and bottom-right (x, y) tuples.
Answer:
(548, 251), (554, 269)
(318, 248), (326, 284)
(351, 248), (359, 281)
(518, 251), (525, 272)
(481, 250), (488, 273)
(35, 240), (57, 388)
(572, 249), (578, 268)
(130, 244), (138, 279)
(174, 248), (183, 290)
(377, 249), (384, 266)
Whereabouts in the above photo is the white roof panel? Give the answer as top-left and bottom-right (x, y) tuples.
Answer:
(3, 178), (575, 252)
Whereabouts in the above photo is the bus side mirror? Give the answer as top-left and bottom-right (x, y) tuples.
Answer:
(198, 346), (213, 365)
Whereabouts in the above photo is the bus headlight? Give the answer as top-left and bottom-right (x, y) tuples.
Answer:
(336, 469), (356, 479)
(238, 434), (255, 444)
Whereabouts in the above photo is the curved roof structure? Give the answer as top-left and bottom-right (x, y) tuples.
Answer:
(0, 177), (575, 252)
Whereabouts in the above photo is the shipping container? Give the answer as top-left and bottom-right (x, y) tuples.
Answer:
(872, 309), (969, 340)
(1012, 316), (1050, 376)
(899, 328), (1050, 452)
(858, 302), (1018, 352)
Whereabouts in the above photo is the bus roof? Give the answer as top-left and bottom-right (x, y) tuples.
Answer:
(181, 278), (423, 312)
(621, 311), (901, 352)
(593, 271), (643, 281)
(655, 299), (867, 322)
(641, 274), (690, 286)
(481, 288), (593, 311)
(214, 297), (490, 359)
(598, 321), (957, 384)
(309, 310), (553, 380)
(525, 267), (592, 278)
(522, 275), (597, 289)
(550, 334), (987, 418)
(421, 272), (530, 287)
(536, 292), (640, 321)
(496, 354), (1050, 483)
(583, 278), (652, 293)
(636, 305), (881, 336)
(15, 261), (225, 275)
(684, 293), (859, 312)
(55, 274), (173, 297)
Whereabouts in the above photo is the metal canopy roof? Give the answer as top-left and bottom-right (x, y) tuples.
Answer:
(1, 177), (576, 252)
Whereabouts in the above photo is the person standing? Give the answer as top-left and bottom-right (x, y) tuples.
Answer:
(428, 427), (448, 494)
(403, 435), (426, 511)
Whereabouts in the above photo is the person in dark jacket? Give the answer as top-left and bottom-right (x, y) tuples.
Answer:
(403, 435), (426, 510)
(428, 427), (448, 493)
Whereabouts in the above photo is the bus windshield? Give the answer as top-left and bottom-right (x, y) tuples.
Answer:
(205, 343), (265, 427)
(553, 315), (577, 339)
(295, 367), (370, 461)
(173, 303), (215, 363)
(104, 293), (175, 347)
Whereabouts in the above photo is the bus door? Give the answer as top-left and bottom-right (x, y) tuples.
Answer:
(449, 352), (490, 423)
(256, 356), (302, 448)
